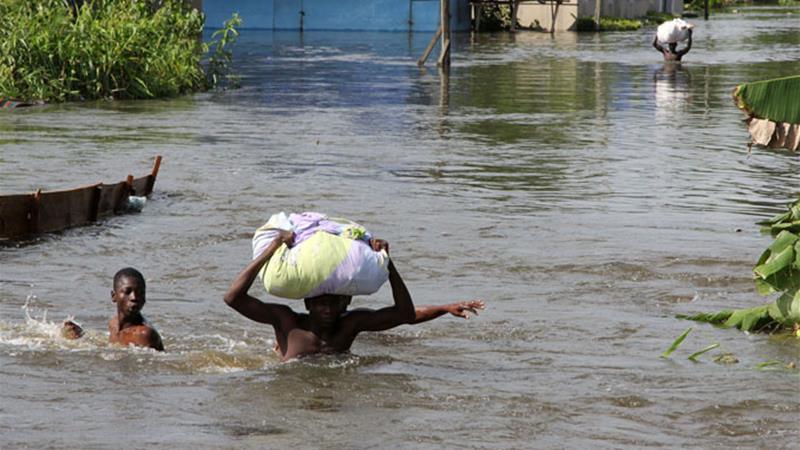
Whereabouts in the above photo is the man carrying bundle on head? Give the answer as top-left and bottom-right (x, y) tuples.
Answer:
(653, 18), (694, 62)
(223, 212), (484, 362)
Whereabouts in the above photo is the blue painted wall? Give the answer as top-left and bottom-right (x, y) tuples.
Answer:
(203, 0), (471, 32)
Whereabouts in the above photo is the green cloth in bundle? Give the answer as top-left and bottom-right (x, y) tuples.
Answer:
(259, 231), (352, 299)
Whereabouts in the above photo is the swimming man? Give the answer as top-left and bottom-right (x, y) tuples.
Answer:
(653, 28), (692, 62)
(224, 231), (484, 361)
(108, 267), (164, 351)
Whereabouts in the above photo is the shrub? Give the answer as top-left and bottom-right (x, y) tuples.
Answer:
(575, 16), (642, 32)
(0, 0), (214, 102)
(477, 4), (514, 31)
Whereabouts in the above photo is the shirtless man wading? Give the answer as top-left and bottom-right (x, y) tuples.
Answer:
(108, 267), (164, 351)
(224, 231), (484, 361)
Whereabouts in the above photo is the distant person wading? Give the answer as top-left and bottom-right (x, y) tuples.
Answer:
(653, 18), (694, 62)
(653, 29), (693, 62)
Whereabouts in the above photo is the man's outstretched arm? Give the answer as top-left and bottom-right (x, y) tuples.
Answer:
(412, 300), (485, 324)
(223, 231), (295, 326)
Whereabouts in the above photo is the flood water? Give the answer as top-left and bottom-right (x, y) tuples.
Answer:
(2, 7), (800, 449)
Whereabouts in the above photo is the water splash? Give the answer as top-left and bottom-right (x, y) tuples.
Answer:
(0, 294), (95, 351)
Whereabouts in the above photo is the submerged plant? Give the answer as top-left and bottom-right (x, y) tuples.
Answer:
(662, 327), (692, 358)
(681, 198), (800, 333)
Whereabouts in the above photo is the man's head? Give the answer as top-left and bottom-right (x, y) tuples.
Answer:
(111, 267), (146, 318)
(304, 294), (352, 325)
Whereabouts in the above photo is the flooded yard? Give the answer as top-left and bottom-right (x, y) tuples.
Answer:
(1, 7), (799, 448)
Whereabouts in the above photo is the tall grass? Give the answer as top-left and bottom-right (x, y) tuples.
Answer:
(0, 0), (214, 102)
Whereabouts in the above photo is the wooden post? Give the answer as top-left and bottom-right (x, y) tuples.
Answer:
(418, 26), (444, 66)
(550, 0), (560, 34)
(300, 9), (305, 32)
(703, 0), (709, 20)
(145, 155), (162, 196)
(29, 189), (42, 234)
(511, 0), (518, 32)
(115, 175), (134, 213)
(594, 0), (602, 31)
(89, 184), (102, 222)
(439, 66), (450, 112)
(474, 1), (482, 32)
(438, 0), (451, 68)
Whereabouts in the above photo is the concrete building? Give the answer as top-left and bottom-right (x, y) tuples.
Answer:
(516, 0), (683, 32)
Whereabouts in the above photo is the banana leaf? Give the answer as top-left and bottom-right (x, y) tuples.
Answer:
(755, 230), (798, 267)
(753, 243), (794, 279)
(734, 75), (800, 124)
(757, 210), (791, 226)
(724, 305), (771, 331)
(680, 199), (800, 334)
(662, 327), (692, 358)
(768, 288), (800, 326)
(680, 304), (773, 332)
(677, 310), (733, 324)
(687, 343), (720, 362)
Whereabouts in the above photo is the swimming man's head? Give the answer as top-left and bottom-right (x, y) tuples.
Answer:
(111, 267), (147, 317)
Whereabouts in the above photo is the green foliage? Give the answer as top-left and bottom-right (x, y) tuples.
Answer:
(575, 16), (642, 32)
(642, 11), (676, 25)
(687, 343), (720, 361)
(662, 327), (692, 358)
(0, 0), (239, 102)
(734, 75), (800, 124)
(477, 4), (513, 31)
(683, 0), (733, 12)
(206, 13), (242, 90)
(681, 199), (800, 333)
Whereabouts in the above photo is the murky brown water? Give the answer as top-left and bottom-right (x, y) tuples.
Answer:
(2, 7), (799, 448)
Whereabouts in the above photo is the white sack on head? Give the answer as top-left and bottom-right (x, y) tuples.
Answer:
(252, 212), (390, 299)
(657, 19), (694, 44)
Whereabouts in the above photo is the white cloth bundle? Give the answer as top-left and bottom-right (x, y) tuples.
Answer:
(657, 19), (694, 44)
(252, 212), (390, 299)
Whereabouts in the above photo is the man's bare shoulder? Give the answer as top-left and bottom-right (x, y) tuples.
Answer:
(336, 308), (379, 333)
(112, 323), (164, 351)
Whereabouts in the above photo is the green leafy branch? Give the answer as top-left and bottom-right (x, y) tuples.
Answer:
(206, 13), (241, 90)
(680, 199), (800, 333)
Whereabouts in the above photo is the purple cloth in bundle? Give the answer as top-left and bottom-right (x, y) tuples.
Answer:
(308, 239), (376, 298)
(289, 212), (349, 245)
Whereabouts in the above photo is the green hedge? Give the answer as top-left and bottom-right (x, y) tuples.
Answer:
(0, 0), (207, 101)
(575, 16), (643, 32)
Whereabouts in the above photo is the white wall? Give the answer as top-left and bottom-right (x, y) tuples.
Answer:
(518, 0), (682, 32)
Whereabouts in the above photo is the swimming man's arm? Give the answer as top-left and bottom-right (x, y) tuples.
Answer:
(223, 231), (296, 326)
(412, 300), (485, 324)
(347, 260), (416, 332)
